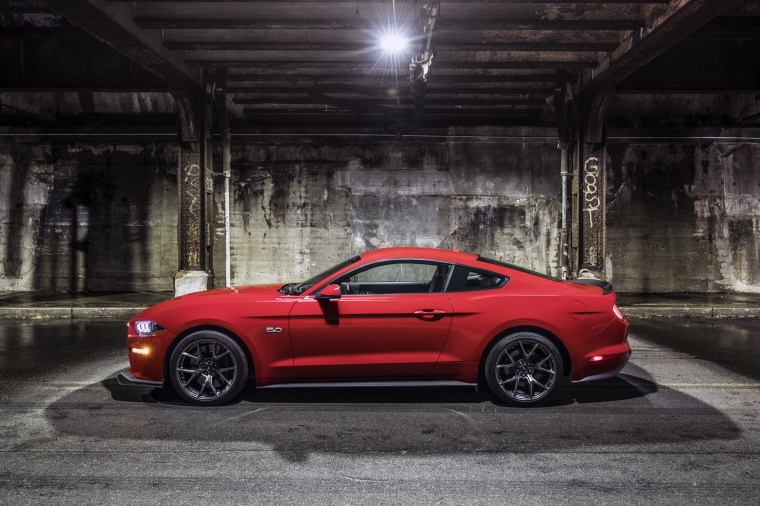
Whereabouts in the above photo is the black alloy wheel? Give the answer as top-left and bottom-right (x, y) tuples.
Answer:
(169, 330), (249, 406)
(485, 332), (563, 406)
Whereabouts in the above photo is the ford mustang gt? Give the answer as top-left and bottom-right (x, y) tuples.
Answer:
(118, 247), (630, 406)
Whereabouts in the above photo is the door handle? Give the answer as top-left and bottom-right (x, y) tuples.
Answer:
(413, 309), (446, 321)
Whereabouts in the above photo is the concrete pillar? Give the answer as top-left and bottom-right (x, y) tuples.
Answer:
(172, 85), (213, 296)
(177, 144), (203, 272)
(573, 82), (613, 277)
(580, 145), (606, 272)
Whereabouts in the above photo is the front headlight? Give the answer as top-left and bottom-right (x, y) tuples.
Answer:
(134, 321), (165, 337)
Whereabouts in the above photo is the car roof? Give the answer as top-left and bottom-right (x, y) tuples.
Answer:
(359, 247), (560, 282)
(360, 247), (480, 264)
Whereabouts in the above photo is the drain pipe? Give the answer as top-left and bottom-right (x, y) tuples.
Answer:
(554, 71), (572, 280)
(223, 144), (231, 287)
(216, 68), (232, 287)
(559, 142), (570, 280)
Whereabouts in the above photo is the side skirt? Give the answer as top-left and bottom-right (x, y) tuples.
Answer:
(258, 380), (478, 390)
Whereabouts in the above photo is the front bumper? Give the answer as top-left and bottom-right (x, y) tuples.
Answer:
(117, 370), (163, 388)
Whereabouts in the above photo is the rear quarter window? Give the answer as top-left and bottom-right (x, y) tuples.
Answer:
(447, 265), (508, 292)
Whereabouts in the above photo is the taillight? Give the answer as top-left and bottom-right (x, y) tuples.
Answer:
(612, 304), (625, 321)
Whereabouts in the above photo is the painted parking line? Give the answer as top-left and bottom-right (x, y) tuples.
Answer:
(658, 383), (760, 389)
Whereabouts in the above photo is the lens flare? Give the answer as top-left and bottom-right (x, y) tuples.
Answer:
(380, 32), (408, 54)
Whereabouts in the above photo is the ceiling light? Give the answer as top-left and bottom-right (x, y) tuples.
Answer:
(380, 32), (408, 54)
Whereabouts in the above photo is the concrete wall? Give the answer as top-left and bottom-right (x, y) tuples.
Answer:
(0, 141), (178, 291)
(606, 136), (760, 293)
(3, 130), (760, 294)
(0, 129), (562, 292)
(216, 128), (562, 286)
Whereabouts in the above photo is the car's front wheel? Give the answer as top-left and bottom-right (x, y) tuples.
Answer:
(169, 330), (249, 406)
(485, 332), (562, 406)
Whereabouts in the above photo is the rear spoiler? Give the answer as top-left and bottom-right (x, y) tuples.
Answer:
(569, 279), (613, 295)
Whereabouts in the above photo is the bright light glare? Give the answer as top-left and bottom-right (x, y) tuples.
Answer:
(589, 355), (608, 362)
(131, 347), (150, 356)
(380, 33), (408, 54)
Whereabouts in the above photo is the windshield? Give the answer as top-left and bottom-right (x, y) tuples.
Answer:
(285, 255), (361, 295)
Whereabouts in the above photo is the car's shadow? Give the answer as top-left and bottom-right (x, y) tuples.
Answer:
(45, 361), (740, 463)
(105, 372), (648, 407)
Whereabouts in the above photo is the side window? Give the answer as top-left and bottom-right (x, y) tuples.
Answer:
(337, 262), (449, 295)
(353, 263), (436, 283)
(447, 265), (507, 292)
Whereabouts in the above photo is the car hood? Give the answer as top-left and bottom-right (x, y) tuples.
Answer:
(173, 283), (288, 302)
(131, 283), (292, 324)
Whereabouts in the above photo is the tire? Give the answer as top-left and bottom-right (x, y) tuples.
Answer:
(485, 332), (563, 406)
(169, 330), (249, 406)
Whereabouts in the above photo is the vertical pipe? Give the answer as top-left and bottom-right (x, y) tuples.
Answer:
(217, 68), (232, 287)
(559, 144), (570, 280)
(554, 70), (571, 280)
(223, 165), (230, 287)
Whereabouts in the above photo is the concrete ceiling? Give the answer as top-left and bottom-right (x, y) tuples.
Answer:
(1, 0), (759, 131)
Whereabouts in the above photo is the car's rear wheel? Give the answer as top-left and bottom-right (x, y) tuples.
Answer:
(485, 332), (562, 406)
(169, 330), (249, 406)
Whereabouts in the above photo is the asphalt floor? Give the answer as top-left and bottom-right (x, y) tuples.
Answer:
(1, 290), (760, 319)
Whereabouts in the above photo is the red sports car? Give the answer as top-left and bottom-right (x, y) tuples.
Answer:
(118, 247), (630, 406)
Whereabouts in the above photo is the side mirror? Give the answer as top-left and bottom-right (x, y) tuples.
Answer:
(315, 284), (341, 300)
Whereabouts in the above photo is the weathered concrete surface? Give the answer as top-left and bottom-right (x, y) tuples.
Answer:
(606, 137), (760, 293)
(174, 269), (208, 296)
(1, 131), (561, 293)
(218, 128), (561, 286)
(3, 127), (760, 294)
(0, 92), (174, 117)
(0, 291), (171, 319)
(0, 141), (178, 292)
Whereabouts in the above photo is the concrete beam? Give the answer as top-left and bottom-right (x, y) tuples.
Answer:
(616, 36), (760, 93)
(0, 28), (167, 91)
(132, 1), (655, 29)
(162, 28), (623, 51)
(0, 92), (56, 121)
(40, 0), (200, 90)
(724, 0), (760, 15)
(585, 0), (742, 90)
(184, 50), (599, 66)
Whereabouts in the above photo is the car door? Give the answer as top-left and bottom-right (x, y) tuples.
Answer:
(288, 261), (453, 379)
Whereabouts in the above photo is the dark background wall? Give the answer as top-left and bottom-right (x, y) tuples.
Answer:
(218, 128), (561, 287)
(606, 136), (760, 293)
(0, 141), (177, 292)
(2, 130), (759, 294)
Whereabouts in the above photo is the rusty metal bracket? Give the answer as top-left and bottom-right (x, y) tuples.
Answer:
(172, 86), (203, 147)
(583, 81), (614, 146)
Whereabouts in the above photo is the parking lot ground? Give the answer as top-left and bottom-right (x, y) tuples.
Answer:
(0, 318), (759, 505)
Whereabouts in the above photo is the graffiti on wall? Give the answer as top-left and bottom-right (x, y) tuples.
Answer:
(583, 156), (601, 228)
(582, 154), (604, 268)
(180, 159), (202, 270)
